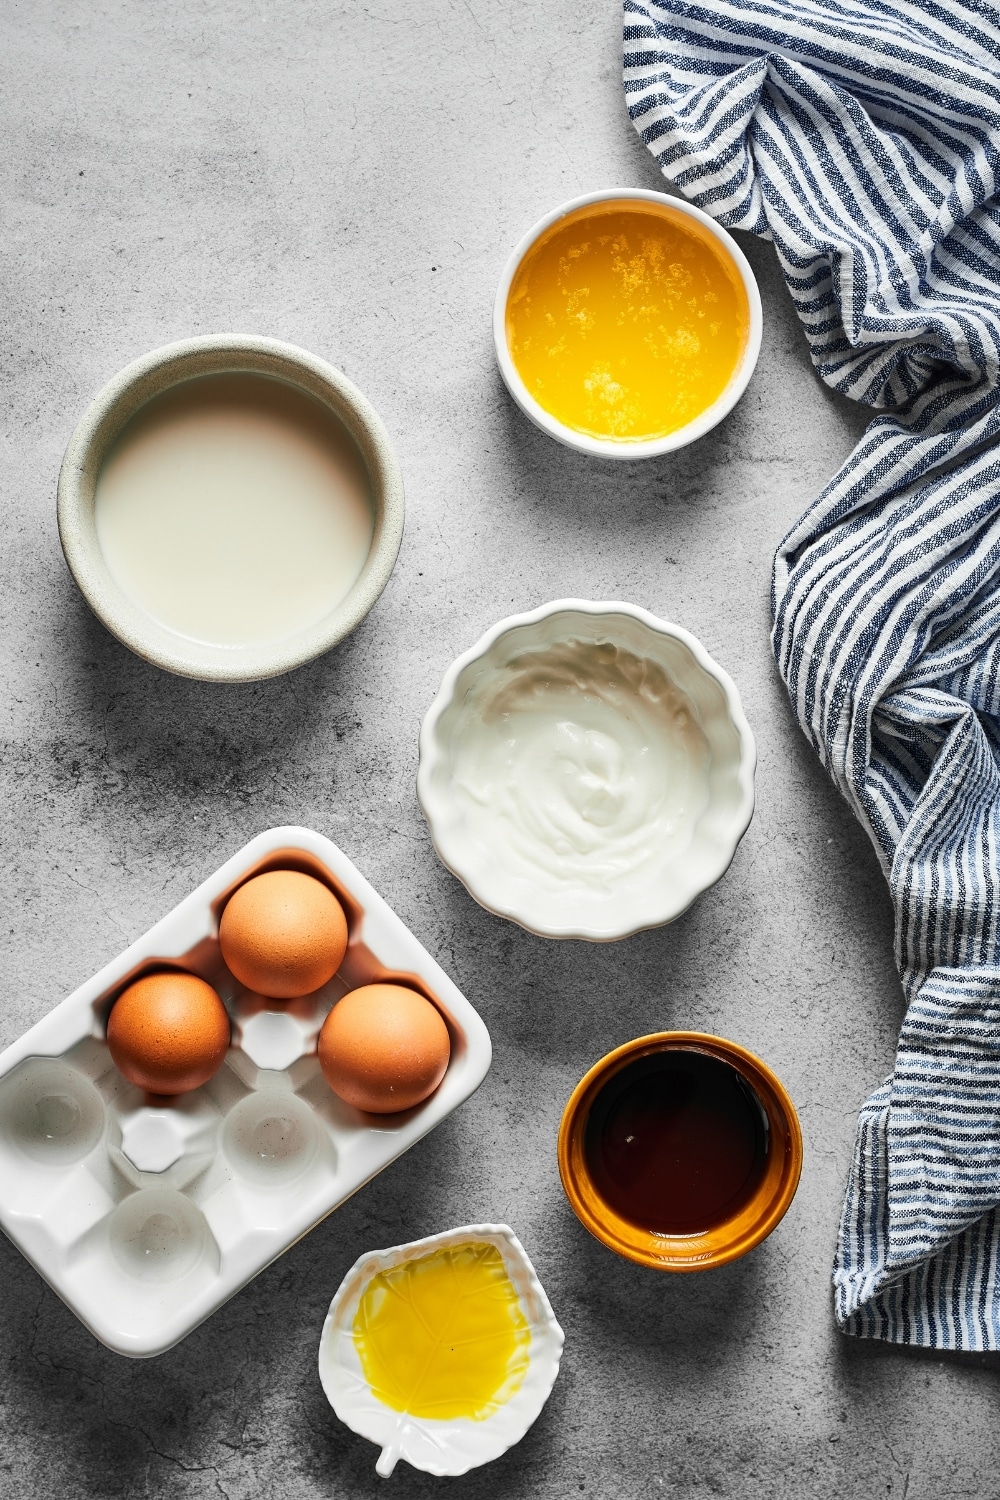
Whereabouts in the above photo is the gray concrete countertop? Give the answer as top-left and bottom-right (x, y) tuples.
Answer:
(2, 3), (996, 1497)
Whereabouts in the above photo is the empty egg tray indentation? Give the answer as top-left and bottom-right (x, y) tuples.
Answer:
(0, 828), (492, 1357)
(0, 988), (347, 1284)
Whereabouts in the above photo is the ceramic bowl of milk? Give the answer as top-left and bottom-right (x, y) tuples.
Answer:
(58, 336), (404, 681)
(417, 600), (756, 941)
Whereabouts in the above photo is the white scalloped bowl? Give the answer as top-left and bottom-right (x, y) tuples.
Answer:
(318, 1223), (563, 1478)
(417, 601), (755, 941)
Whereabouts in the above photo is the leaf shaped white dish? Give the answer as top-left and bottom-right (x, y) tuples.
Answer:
(318, 1223), (564, 1477)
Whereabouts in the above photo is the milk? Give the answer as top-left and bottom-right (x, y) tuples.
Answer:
(95, 374), (375, 647)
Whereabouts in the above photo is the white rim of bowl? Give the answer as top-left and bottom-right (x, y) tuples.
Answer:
(57, 334), (405, 682)
(416, 599), (757, 941)
(493, 188), (764, 460)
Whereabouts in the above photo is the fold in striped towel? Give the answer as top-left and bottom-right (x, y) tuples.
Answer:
(624, 0), (1000, 1347)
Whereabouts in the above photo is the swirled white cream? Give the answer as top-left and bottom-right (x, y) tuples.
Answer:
(450, 638), (711, 895)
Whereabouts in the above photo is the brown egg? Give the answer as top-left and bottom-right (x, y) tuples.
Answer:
(107, 971), (230, 1095)
(219, 870), (348, 999)
(318, 983), (451, 1114)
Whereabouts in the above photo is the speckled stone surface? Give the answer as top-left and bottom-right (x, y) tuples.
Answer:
(1, 3), (997, 1497)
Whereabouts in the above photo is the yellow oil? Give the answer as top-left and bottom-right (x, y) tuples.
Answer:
(353, 1242), (530, 1421)
(505, 202), (749, 442)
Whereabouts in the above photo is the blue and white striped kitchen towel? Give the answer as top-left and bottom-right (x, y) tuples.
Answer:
(624, 0), (1000, 1347)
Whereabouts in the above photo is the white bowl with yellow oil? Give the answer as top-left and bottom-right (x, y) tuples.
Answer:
(494, 189), (762, 459)
(318, 1223), (564, 1478)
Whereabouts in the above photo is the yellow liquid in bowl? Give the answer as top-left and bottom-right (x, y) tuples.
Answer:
(353, 1242), (530, 1421)
(505, 203), (750, 442)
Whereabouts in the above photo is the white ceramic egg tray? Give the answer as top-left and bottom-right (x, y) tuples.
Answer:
(0, 827), (492, 1358)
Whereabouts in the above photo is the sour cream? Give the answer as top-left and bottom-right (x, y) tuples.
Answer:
(450, 638), (711, 896)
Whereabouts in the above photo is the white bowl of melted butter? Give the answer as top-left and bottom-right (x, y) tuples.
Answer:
(58, 336), (403, 681)
(418, 601), (755, 941)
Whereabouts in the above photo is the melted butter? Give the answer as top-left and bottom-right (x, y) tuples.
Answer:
(506, 203), (749, 441)
(353, 1243), (530, 1421)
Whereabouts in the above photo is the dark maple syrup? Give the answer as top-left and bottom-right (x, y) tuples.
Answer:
(584, 1049), (768, 1235)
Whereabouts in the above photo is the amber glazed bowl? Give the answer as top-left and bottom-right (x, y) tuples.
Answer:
(558, 1032), (802, 1272)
